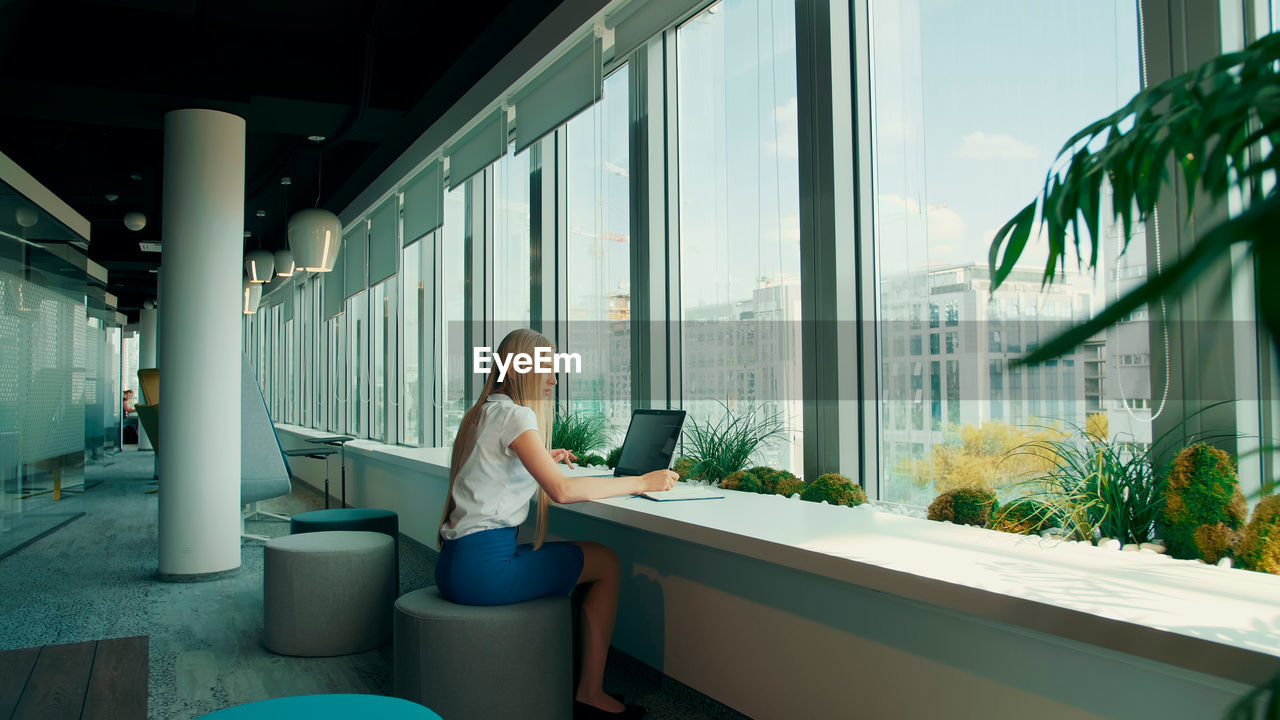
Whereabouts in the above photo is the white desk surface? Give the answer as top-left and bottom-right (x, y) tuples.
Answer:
(274, 425), (1280, 684)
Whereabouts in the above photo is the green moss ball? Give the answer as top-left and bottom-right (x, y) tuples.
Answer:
(799, 473), (866, 507)
(928, 488), (998, 527)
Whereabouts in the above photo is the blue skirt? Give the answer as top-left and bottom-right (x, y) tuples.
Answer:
(436, 526), (585, 606)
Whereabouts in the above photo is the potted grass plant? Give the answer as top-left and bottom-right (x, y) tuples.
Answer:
(551, 406), (611, 458)
(680, 401), (787, 482)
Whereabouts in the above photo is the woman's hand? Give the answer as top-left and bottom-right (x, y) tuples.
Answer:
(550, 448), (578, 468)
(636, 469), (679, 494)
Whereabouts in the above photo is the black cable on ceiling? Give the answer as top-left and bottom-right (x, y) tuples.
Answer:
(242, 0), (386, 210)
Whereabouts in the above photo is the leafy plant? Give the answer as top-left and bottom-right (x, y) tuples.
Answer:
(989, 499), (1059, 536)
(896, 421), (1065, 494)
(680, 401), (787, 482)
(578, 453), (606, 468)
(774, 476), (804, 498)
(720, 466), (805, 498)
(927, 488), (998, 527)
(1223, 671), (1280, 720)
(1009, 425), (1162, 544)
(1158, 443), (1248, 563)
(1237, 494), (1280, 574)
(987, 31), (1280, 364)
(605, 446), (622, 469)
(720, 469), (763, 494)
(800, 473), (866, 507)
(673, 457), (696, 480)
(552, 407), (611, 457)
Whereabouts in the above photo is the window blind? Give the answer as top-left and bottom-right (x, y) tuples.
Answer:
(444, 109), (507, 190)
(344, 221), (368, 298)
(606, 0), (699, 62)
(367, 196), (398, 284)
(402, 161), (443, 244)
(512, 34), (602, 154)
(322, 253), (345, 320)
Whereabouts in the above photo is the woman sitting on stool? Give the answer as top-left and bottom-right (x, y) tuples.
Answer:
(437, 329), (676, 719)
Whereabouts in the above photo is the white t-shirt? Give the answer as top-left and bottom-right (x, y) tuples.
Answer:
(439, 393), (542, 541)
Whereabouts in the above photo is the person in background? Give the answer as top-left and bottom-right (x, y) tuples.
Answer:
(437, 328), (676, 719)
(122, 389), (137, 415)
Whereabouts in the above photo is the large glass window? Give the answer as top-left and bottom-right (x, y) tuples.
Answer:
(326, 315), (343, 433)
(676, 0), (803, 474)
(402, 238), (425, 446)
(565, 66), (632, 443)
(869, 0), (1146, 504)
(284, 316), (295, 424)
(442, 182), (468, 443)
(370, 278), (394, 442)
(493, 148), (531, 339)
(345, 291), (368, 437)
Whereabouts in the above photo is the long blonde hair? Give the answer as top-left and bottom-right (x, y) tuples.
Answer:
(438, 328), (555, 549)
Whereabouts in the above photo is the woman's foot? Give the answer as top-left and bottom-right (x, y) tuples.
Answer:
(574, 691), (645, 718)
(575, 690), (625, 714)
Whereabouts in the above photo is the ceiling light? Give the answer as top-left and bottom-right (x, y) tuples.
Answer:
(130, 173), (142, 181)
(256, 209), (267, 217)
(15, 207), (38, 228)
(274, 248), (295, 277)
(288, 208), (341, 272)
(244, 231), (252, 238)
(124, 211), (147, 231)
(105, 193), (119, 202)
(243, 278), (262, 315)
(139, 241), (162, 253)
(307, 135), (326, 143)
(245, 249), (275, 282)
(280, 177), (292, 186)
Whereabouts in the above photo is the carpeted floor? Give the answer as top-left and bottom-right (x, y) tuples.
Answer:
(0, 449), (748, 720)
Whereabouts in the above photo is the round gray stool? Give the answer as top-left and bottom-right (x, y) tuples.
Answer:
(394, 586), (572, 720)
(264, 530), (395, 657)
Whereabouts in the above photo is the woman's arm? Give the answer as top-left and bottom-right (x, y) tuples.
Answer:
(510, 429), (677, 504)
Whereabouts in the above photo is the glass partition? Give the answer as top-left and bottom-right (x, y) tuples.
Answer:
(0, 254), (88, 557)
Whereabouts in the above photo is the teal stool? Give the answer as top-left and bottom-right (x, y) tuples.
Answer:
(198, 694), (440, 719)
(292, 508), (400, 591)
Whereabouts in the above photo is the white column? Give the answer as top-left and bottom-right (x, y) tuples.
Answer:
(157, 108), (245, 579)
(137, 299), (157, 451)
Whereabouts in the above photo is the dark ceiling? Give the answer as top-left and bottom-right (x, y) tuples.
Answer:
(0, 0), (562, 321)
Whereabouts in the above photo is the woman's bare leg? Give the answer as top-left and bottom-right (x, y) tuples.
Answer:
(572, 541), (625, 713)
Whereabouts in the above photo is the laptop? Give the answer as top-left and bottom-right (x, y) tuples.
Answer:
(569, 409), (687, 478)
(567, 409), (724, 501)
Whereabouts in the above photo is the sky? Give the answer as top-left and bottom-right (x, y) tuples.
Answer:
(875, 0), (1141, 278)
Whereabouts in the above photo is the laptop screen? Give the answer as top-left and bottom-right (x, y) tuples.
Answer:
(614, 409), (687, 477)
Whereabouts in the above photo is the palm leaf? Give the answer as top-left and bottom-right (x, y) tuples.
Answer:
(988, 29), (1280, 363)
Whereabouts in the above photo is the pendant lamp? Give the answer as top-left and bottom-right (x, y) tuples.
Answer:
(274, 248), (295, 277)
(245, 249), (275, 283)
(288, 208), (342, 272)
(242, 277), (262, 315)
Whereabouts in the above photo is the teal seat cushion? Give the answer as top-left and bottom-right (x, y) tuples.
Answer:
(198, 693), (439, 719)
(291, 508), (398, 535)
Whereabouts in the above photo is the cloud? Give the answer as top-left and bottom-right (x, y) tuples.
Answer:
(767, 97), (799, 160)
(926, 203), (965, 242)
(953, 131), (1039, 161)
(879, 193), (922, 215)
(781, 213), (800, 245)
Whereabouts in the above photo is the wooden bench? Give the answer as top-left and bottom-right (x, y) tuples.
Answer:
(0, 636), (148, 719)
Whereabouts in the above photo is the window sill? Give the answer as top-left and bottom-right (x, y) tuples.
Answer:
(274, 423), (1280, 685)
